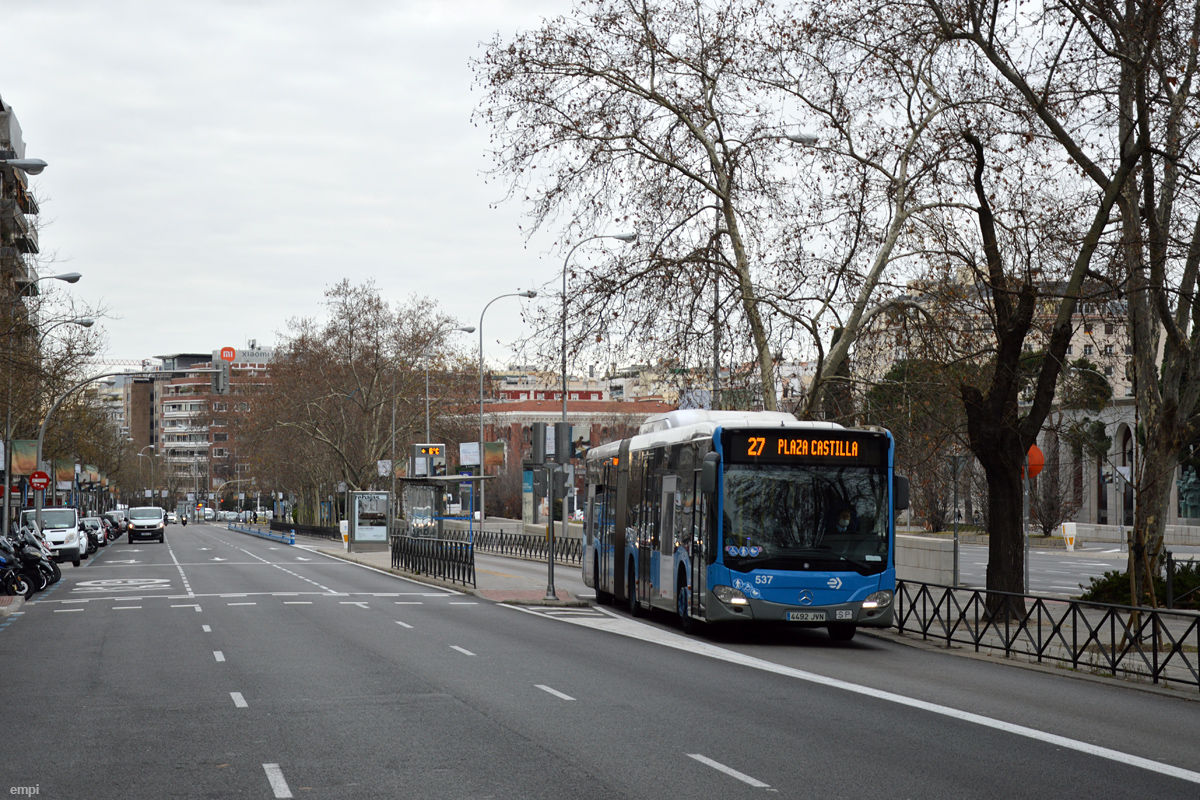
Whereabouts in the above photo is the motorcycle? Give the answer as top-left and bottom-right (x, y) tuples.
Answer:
(8, 528), (56, 594)
(0, 537), (33, 598)
(181, 515), (187, 527)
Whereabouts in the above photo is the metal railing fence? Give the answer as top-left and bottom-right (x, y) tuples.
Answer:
(390, 535), (475, 588)
(271, 521), (339, 541)
(439, 527), (583, 566)
(895, 580), (1200, 692)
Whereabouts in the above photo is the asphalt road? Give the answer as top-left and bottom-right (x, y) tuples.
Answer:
(2, 522), (1198, 799)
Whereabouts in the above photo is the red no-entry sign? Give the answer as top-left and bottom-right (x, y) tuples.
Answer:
(29, 471), (50, 491)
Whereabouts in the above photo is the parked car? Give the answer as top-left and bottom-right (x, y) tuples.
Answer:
(21, 508), (85, 567)
(103, 509), (128, 534)
(126, 507), (166, 543)
(80, 516), (106, 551)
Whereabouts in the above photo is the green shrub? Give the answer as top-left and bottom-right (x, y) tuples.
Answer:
(1079, 560), (1200, 610)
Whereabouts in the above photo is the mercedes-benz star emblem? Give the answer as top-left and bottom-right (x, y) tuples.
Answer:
(798, 590), (814, 606)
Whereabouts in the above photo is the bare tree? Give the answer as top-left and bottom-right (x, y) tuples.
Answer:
(921, 0), (1200, 610)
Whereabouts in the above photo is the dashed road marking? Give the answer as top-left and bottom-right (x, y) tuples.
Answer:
(535, 684), (575, 701)
(213, 651), (225, 662)
(112, 606), (142, 610)
(228, 602), (257, 606)
(450, 646), (475, 656)
(395, 620), (413, 629)
(263, 763), (293, 799)
(202, 625), (212, 632)
(230, 692), (248, 708)
(688, 754), (771, 789)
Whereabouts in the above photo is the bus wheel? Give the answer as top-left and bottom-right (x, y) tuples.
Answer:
(594, 562), (612, 605)
(677, 579), (694, 633)
(627, 563), (641, 617)
(827, 623), (856, 642)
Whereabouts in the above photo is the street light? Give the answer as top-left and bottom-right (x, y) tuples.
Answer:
(136, 445), (155, 507)
(478, 291), (537, 527)
(3, 269), (78, 536)
(36, 316), (94, 347)
(785, 131), (818, 145)
(33, 367), (210, 528)
(0, 158), (48, 175)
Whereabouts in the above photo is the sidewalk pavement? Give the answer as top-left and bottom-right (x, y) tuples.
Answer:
(299, 540), (588, 607)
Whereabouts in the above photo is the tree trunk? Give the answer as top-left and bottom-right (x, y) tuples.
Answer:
(1128, 423), (1177, 607)
(969, 417), (1028, 618)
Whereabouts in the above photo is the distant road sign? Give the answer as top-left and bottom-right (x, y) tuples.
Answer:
(29, 471), (50, 491)
(219, 347), (236, 362)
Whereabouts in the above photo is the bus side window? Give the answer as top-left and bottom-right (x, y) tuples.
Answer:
(659, 475), (677, 553)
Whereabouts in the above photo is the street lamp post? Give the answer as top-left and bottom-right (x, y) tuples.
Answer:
(478, 291), (536, 529)
(34, 367), (214, 529)
(3, 269), (80, 537)
(137, 445), (155, 507)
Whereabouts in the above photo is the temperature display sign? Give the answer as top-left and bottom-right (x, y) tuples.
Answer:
(725, 430), (889, 468)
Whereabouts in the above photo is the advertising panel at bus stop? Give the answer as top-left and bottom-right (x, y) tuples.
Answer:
(349, 491), (390, 551)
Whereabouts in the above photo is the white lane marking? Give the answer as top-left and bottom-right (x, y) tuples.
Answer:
(227, 602), (257, 606)
(283, 601), (312, 605)
(230, 692), (248, 708)
(688, 754), (771, 788)
(262, 763), (293, 799)
(532, 605), (1200, 786)
(202, 625), (212, 632)
(112, 606), (142, 610)
(535, 684), (575, 701)
(293, 545), (464, 594)
(221, 594), (248, 598)
(340, 601), (370, 608)
(422, 593), (451, 597)
(395, 620), (413, 629)
(167, 543), (195, 597)
(53, 608), (84, 613)
(62, 599), (89, 604)
(213, 651), (225, 662)
(450, 646), (476, 656)
(449, 602), (478, 605)
(395, 601), (423, 605)
(236, 545), (340, 593)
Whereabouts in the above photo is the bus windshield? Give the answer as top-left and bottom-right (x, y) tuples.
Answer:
(722, 464), (889, 575)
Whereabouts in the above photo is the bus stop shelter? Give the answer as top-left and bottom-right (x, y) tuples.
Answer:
(399, 475), (490, 540)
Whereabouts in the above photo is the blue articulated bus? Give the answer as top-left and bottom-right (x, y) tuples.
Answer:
(582, 410), (908, 640)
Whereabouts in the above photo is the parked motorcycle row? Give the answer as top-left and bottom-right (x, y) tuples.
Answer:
(0, 516), (123, 599)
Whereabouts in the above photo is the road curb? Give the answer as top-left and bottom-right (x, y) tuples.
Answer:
(0, 595), (25, 617)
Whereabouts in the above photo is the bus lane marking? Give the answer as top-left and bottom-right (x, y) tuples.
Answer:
(500, 604), (1200, 787)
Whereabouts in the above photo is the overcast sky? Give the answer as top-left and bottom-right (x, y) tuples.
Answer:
(2, 0), (575, 367)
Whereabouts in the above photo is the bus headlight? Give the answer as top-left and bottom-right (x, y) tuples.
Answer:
(713, 585), (749, 605)
(861, 590), (893, 609)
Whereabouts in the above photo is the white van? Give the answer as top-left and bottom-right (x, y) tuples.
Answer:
(22, 508), (84, 567)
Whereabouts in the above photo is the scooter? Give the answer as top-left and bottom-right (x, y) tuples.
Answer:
(0, 537), (33, 598)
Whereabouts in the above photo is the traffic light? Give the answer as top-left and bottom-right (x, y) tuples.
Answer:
(554, 423), (571, 464)
(551, 466), (568, 496)
(211, 361), (230, 395)
(530, 422), (547, 464)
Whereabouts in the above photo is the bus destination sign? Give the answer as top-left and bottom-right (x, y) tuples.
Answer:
(725, 430), (889, 467)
